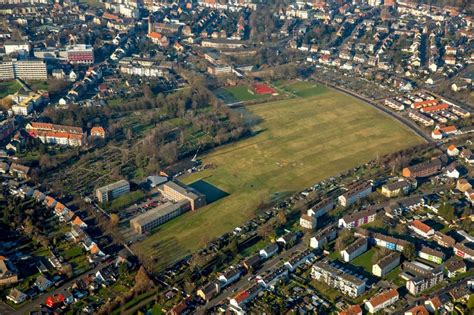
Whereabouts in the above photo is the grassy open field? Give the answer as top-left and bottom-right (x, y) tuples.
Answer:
(134, 82), (423, 271)
(214, 85), (270, 103)
(0, 80), (22, 98)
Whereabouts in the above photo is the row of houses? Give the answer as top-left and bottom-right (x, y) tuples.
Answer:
(25, 122), (105, 147)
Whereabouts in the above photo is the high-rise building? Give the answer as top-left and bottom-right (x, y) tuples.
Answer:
(0, 59), (47, 80)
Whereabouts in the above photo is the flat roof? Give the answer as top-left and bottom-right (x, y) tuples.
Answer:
(163, 181), (204, 200)
(130, 200), (188, 226)
(96, 179), (129, 193)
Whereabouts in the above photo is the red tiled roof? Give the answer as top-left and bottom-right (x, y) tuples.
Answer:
(91, 126), (105, 136)
(406, 305), (429, 315)
(420, 103), (449, 113)
(427, 296), (441, 310)
(367, 289), (398, 308)
(233, 290), (250, 304)
(411, 220), (432, 233)
(440, 125), (457, 133)
(148, 32), (162, 39)
(339, 304), (362, 315)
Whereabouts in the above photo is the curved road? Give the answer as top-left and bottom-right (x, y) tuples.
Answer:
(312, 79), (434, 144)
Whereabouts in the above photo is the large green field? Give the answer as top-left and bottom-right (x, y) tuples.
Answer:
(134, 82), (423, 271)
(0, 80), (22, 98)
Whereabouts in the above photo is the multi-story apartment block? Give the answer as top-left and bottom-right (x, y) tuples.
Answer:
(130, 200), (191, 234)
(308, 198), (334, 218)
(340, 238), (368, 262)
(372, 252), (400, 277)
(407, 110), (434, 126)
(95, 179), (130, 203)
(453, 243), (474, 261)
(338, 208), (378, 229)
(356, 229), (408, 252)
(311, 261), (366, 298)
(406, 267), (444, 295)
(26, 122), (85, 146)
(433, 231), (456, 248)
(158, 181), (206, 211)
(381, 180), (412, 197)
(338, 181), (372, 207)
(310, 225), (337, 249)
(418, 246), (444, 264)
(402, 158), (444, 178)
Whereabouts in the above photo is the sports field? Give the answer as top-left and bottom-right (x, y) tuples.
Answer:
(134, 82), (423, 271)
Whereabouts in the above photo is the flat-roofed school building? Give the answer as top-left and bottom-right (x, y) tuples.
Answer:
(95, 179), (130, 203)
(158, 180), (206, 211)
(130, 200), (190, 234)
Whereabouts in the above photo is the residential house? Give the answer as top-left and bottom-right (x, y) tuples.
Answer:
(424, 296), (442, 313)
(381, 180), (412, 197)
(259, 243), (279, 260)
(72, 216), (88, 229)
(308, 198), (334, 218)
(90, 126), (106, 138)
(445, 258), (466, 278)
(300, 213), (317, 229)
(402, 158), (444, 178)
(9, 163), (30, 179)
(0, 162), (10, 174)
(6, 288), (27, 304)
(433, 231), (455, 248)
(311, 261), (366, 298)
(284, 250), (315, 272)
(340, 238), (368, 262)
(405, 305), (429, 315)
(447, 145), (459, 156)
(453, 243), (474, 261)
(406, 267), (444, 295)
(418, 246), (444, 264)
(410, 220), (434, 238)
(372, 252), (400, 277)
(339, 304), (363, 315)
(26, 122), (85, 147)
(338, 208), (378, 229)
(230, 284), (262, 308)
(243, 254), (261, 271)
(276, 231), (298, 249)
(0, 256), (18, 286)
(197, 282), (219, 301)
(218, 267), (242, 288)
(310, 225), (337, 249)
(456, 179), (472, 193)
(338, 181), (372, 207)
(364, 289), (399, 313)
(35, 275), (53, 292)
(466, 189), (474, 205)
(446, 163), (461, 178)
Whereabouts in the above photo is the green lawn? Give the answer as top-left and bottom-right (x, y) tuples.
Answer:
(215, 85), (271, 103)
(134, 84), (423, 271)
(351, 248), (376, 273)
(109, 190), (145, 211)
(275, 80), (328, 98)
(0, 80), (21, 98)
